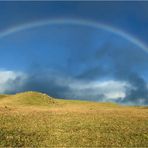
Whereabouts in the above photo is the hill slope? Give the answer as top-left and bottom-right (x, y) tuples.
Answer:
(0, 91), (55, 107)
(0, 91), (147, 147)
(0, 94), (9, 99)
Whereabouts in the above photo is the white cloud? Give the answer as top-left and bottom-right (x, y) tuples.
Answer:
(68, 80), (130, 100)
(0, 70), (26, 93)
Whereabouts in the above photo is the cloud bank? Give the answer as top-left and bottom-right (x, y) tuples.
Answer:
(0, 69), (147, 105)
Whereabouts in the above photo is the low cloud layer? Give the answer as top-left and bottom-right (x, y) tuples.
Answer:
(0, 69), (147, 105)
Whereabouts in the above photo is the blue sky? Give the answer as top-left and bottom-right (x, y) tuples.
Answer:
(0, 2), (148, 105)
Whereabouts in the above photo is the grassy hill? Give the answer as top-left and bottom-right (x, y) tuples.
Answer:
(0, 94), (9, 99)
(0, 91), (147, 147)
(0, 91), (54, 107)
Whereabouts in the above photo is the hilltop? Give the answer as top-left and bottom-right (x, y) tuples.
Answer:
(0, 91), (147, 147)
(0, 94), (9, 99)
(0, 91), (55, 107)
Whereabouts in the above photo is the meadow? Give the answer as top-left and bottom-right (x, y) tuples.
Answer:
(0, 91), (147, 147)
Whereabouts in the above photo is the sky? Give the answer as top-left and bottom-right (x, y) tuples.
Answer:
(0, 2), (148, 105)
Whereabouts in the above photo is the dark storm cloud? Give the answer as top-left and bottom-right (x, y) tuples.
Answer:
(68, 40), (148, 105)
(122, 73), (148, 104)
(73, 42), (113, 81)
(3, 71), (106, 101)
(76, 66), (106, 80)
(104, 42), (148, 105)
(4, 71), (70, 99)
(105, 44), (148, 105)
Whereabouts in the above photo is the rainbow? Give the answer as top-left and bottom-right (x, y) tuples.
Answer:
(0, 18), (147, 52)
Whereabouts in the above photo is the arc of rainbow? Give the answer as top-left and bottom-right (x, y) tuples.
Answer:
(0, 18), (147, 52)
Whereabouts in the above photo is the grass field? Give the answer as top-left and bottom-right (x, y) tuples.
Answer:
(0, 91), (147, 147)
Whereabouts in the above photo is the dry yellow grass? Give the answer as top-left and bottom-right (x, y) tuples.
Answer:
(0, 92), (147, 147)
